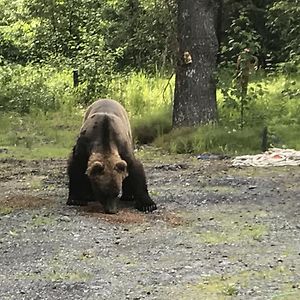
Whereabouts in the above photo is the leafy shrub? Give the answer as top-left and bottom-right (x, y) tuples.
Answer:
(132, 108), (172, 144)
(155, 125), (264, 155)
(108, 71), (174, 117)
(0, 64), (80, 113)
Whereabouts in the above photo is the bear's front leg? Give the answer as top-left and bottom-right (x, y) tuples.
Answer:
(126, 159), (157, 213)
(67, 153), (89, 206)
(120, 176), (134, 202)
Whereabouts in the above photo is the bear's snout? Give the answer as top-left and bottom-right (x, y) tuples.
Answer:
(103, 198), (118, 214)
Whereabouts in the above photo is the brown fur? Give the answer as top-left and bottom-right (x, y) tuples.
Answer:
(67, 99), (157, 214)
(86, 152), (128, 199)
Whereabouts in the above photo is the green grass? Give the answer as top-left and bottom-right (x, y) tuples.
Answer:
(0, 110), (81, 159)
(176, 266), (290, 300)
(0, 146), (70, 159)
(108, 71), (174, 118)
(0, 67), (299, 159)
(155, 125), (264, 155)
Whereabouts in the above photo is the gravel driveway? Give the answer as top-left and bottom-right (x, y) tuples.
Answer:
(0, 153), (300, 299)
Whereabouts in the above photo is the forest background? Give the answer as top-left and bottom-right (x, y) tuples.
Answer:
(0, 0), (299, 158)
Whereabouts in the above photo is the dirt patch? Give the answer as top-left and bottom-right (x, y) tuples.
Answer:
(78, 203), (184, 226)
(79, 204), (147, 224)
(0, 195), (55, 214)
(0, 156), (300, 299)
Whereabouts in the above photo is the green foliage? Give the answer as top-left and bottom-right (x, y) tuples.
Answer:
(107, 71), (174, 143)
(155, 123), (300, 155)
(0, 0), (176, 98)
(218, 68), (267, 128)
(220, 0), (299, 69)
(155, 125), (263, 155)
(0, 0), (299, 72)
(0, 0), (298, 111)
(0, 0), (299, 159)
(266, 0), (300, 63)
(0, 0), (30, 63)
(108, 71), (173, 116)
(1, 68), (299, 158)
(218, 64), (300, 127)
(157, 70), (300, 154)
(101, 0), (177, 71)
(132, 108), (172, 144)
(0, 69), (175, 158)
(0, 110), (81, 149)
(0, 64), (81, 113)
(221, 11), (261, 61)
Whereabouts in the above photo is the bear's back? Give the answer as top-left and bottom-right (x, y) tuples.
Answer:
(84, 99), (129, 125)
(81, 99), (132, 151)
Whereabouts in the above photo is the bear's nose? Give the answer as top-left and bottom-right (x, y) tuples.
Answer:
(110, 190), (121, 199)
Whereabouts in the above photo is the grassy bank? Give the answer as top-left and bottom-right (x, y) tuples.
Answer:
(0, 66), (299, 159)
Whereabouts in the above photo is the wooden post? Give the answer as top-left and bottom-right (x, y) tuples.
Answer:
(73, 69), (79, 88)
(261, 126), (268, 152)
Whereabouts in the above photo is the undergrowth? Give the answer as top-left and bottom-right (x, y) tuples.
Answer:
(0, 65), (299, 159)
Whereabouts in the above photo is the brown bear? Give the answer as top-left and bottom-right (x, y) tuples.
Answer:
(67, 99), (157, 214)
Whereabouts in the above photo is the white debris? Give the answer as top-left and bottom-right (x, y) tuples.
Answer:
(232, 148), (300, 167)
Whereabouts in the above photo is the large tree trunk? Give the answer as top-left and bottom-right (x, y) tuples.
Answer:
(173, 0), (222, 127)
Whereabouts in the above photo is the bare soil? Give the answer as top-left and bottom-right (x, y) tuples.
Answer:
(0, 154), (300, 300)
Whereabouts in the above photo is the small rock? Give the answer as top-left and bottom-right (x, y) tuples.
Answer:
(0, 148), (8, 154)
(59, 216), (71, 222)
(248, 185), (257, 190)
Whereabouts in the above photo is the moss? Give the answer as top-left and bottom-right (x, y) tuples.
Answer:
(45, 270), (92, 282)
(30, 215), (56, 227)
(0, 207), (13, 215)
(272, 286), (300, 300)
(177, 266), (292, 299)
(27, 176), (44, 190)
(180, 207), (269, 245)
(0, 145), (70, 160)
(196, 223), (267, 244)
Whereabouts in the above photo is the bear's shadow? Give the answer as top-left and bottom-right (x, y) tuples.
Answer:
(77, 199), (136, 214)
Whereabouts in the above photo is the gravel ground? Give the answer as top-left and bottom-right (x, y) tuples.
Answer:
(0, 154), (300, 300)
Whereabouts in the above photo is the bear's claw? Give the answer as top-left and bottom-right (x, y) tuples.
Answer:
(66, 197), (88, 206)
(135, 202), (157, 213)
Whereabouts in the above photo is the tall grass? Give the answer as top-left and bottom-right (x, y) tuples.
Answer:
(0, 110), (82, 158)
(155, 126), (263, 155)
(0, 64), (299, 159)
(0, 68), (174, 157)
(0, 64), (84, 114)
(107, 71), (173, 143)
(107, 71), (173, 117)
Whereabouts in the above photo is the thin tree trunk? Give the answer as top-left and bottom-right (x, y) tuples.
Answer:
(173, 0), (221, 127)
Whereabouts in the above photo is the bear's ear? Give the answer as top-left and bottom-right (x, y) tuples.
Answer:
(87, 162), (105, 177)
(115, 160), (127, 173)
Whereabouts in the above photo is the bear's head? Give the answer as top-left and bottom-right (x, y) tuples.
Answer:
(86, 152), (128, 214)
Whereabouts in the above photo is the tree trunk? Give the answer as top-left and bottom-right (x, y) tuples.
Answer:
(173, 0), (222, 127)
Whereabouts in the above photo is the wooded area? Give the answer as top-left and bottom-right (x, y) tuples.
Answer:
(1, 2), (300, 298)
(0, 0), (299, 155)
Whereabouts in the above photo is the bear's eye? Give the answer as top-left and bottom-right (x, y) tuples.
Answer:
(115, 161), (127, 173)
(89, 162), (105, 176)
